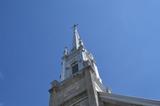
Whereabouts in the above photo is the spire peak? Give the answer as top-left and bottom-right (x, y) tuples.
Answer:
(72, 24), (81, 50)
(73, 24), (78, 30)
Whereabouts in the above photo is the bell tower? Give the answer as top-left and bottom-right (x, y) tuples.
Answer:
(60, 24), (101, 82)
(49, 25), (109, 106)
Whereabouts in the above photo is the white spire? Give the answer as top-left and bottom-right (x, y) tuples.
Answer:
(72, 24), (81, 50)
(60, 25), (102, 83)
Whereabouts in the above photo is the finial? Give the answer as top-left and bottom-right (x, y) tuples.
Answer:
(73, 24), (78, 29)
(72, 24), (78, 34)
(63, 47), (68, 56)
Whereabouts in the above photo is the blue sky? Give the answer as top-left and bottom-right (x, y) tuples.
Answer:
(0, 0), (160, 106)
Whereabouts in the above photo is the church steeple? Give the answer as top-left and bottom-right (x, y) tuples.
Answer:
(49, 26), (107, 106)
(72, 24), (84, 50)
(60, 25), (101, 83)
(49, 25), (160, 106)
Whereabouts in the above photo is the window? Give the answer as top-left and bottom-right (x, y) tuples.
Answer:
(72, 63), (79, 74)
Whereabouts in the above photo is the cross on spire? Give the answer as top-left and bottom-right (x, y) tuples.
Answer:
(72, 24), (78, 31)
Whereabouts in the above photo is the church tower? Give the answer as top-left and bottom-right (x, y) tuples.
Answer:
(60, 24), (102, 83)
(49, 25), (108, 106)
(49, 25), (160, 106)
